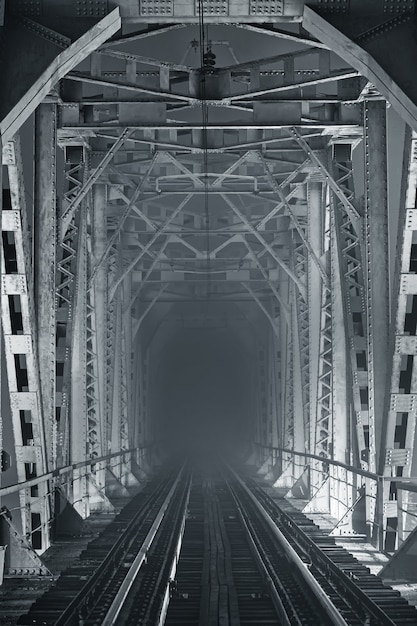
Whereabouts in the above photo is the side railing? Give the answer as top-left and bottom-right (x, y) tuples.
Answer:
(250, 442), (417, 552)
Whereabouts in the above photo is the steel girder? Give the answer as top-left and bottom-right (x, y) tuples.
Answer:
(1, 137), (51, 557)
(3, 1), (417, 566)
(379, 129), (417, 551)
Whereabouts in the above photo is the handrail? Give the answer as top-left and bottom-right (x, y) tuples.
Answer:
(253, 442), (417, 483)
(0, 447), (147, 496)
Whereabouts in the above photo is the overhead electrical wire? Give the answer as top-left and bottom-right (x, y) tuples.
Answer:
(198, 0), (211, 301)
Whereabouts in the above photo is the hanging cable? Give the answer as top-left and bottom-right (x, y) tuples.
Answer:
(198, 0), (211, 301)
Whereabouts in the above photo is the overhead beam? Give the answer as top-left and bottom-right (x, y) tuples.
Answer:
(1, 9), (121, 143)
(241, 283), (280, 340)
(90, 153), (160, 282)
(221, 194), (306, 298)
(109, 194), (193, 300)
(256, 151), (328, 286)
(303, 6), (417, 132)
(61, 128), (132, 237)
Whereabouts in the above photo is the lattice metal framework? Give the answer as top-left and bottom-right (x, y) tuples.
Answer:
(2, 0), (417, 568)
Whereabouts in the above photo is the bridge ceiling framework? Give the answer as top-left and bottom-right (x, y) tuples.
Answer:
(1, 0), (417, 576)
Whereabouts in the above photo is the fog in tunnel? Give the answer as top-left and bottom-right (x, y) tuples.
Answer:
(150, 330), (253, 457)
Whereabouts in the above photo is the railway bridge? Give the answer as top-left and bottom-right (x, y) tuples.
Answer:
(1, 0), (417, 623)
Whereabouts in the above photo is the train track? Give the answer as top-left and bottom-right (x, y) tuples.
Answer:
(19, 463), (417, 625)
(18, 465), (188, 626)
(229, 468), (417, 625)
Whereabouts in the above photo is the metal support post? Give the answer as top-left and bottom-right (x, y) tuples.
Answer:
(71, 208), (89, 518)
(2, 137), (50, 555)
(91, 184), (108, 494)
(34, 103), (57, 472)
(362, 100), (391, 545)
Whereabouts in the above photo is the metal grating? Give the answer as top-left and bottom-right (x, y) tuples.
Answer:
(196, 0), (229, 15)
(140, 0), (174, 16)
(249, 0), (283, 15)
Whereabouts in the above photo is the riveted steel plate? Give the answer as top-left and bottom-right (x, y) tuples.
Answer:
(316, 0), (349, 12)
(15, 445), (42, 464)
(140, 0), (173, 16)
(383, 501), (398, 517)
(2, 142), (16, 166)
(406, 209), (417, 230)
(395, 336), (417, 354)
(10, 0), (42, 16)
(385, 448), (411, 466)
(196, 0), (229, 15)
(4, 335), (32, 355)
(384, 0), (415, 13)
(76, 0), (107, 17)
(2, 211), (21, 232)
(400, 273), (417, 294)
(390, 393), (417, 412)
(1, 275), (27, 295)
(249, 0), (283, 15)
(10, 392), (37, 411)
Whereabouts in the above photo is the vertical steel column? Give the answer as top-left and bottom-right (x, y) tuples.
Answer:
(55, 146), (83, 470)
(0, 135), (2, 486)
(91, 184), (108, 493)
(2, 137), (50, 553)
(34, 103), (56, 472)
(365, 100), (390, 474)
(330, 183), (349, 465)
(290, 248), (306, 459)
(329, 187), (350, 519)
(121, 255), (133, 450)
(273, 271), (295, 486)
(363, 100), (390, 547)
(327, 146), (371, 533)
(306, 184), (333, 513)
(71, 210), (88, 518)
(105, 243), (118, 454)
(293, 230), (310, 452)
(307, 181), (324, 458)
(269, 329), (280, 450)
(380, 129), (417, 550)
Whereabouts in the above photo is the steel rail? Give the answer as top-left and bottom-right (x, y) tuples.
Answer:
(53, 468), (183, 626)
(156, 483), (191, 626)
(228, 465), (349, 626)
(245, 474), (399, 626)
(225, 477), (293, 626)
(101, 464), (189, 625)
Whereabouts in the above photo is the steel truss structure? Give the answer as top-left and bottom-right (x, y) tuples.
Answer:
(1, 0), (417, 576)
